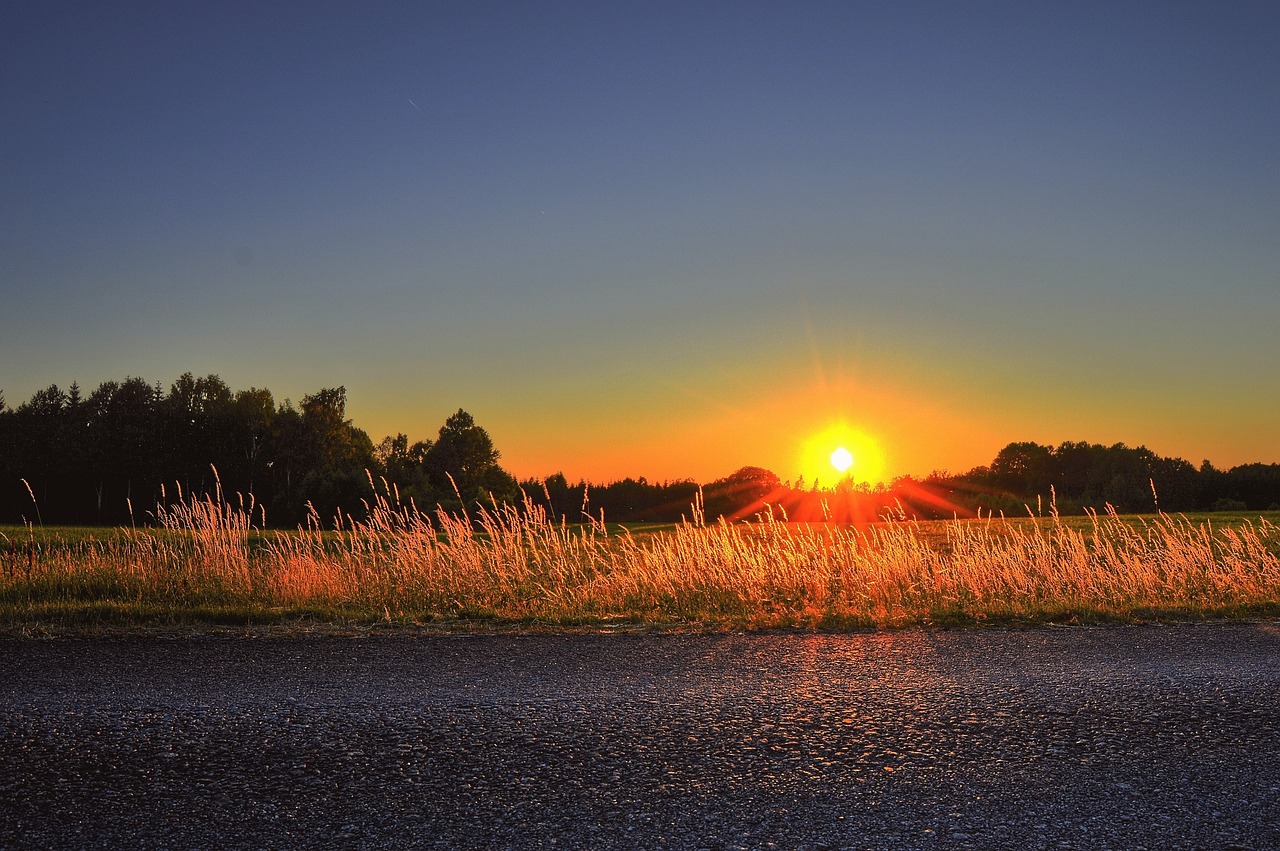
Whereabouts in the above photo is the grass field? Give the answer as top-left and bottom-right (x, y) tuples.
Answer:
(2, 491), (1279, 634)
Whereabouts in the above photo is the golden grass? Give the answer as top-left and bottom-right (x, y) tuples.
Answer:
(3, 481), (1279, 631)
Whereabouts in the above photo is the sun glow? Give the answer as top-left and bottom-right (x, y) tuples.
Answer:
(799, 424), (886, 487)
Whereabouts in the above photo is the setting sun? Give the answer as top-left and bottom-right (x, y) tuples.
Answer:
(798, 424), (887, 487)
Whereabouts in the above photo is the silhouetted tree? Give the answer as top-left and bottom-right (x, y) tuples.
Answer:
(376, 432), (434, 508)
(294, 387), (376, 524)
(990, 442), (1055, 498)
(157, 373), (237, 498)
(527, 472), (587, 521)
(1198, 460), (1229, 508)
(704, 466), (783, 519)
(230, 387), (277, 496)
(9, 385), (69, 517)
(1225, 464), (1280, 510)
(81, 377), (162, 521)
(424, 409), (517, 510)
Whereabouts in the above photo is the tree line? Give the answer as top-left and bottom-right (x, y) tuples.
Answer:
(0, 374), (515, 527)
(2, 375), (1277, 526)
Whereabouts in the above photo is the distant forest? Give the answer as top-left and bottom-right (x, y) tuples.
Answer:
(2, 374), (1278, 527)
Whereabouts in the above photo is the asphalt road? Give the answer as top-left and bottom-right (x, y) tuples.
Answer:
(2, 625), (1279, 850)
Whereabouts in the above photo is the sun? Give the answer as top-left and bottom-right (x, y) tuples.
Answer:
(798, 424), (886, 487)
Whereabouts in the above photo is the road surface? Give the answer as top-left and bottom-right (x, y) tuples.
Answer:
(2, 625), (1279, 849)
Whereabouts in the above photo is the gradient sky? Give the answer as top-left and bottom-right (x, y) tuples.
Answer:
(3, 2), (1278, 485)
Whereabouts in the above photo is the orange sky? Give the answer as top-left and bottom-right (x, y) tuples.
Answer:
(350, 313), (1277, 487)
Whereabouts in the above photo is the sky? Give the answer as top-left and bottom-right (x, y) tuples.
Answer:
(3, 1), (1278, 486)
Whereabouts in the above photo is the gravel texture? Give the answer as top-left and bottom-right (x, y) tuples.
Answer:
(2, 624), (1279, 849)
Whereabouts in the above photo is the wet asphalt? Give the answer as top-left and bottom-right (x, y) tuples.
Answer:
(1, 624), (1279, 850)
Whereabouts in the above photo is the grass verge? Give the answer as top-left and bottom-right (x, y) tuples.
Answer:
(2, 490), (1279, 635)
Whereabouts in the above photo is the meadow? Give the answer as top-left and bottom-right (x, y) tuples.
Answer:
(2, 482), (1279, 634)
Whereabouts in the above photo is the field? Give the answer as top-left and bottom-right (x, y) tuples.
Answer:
(2, 488), (1279, 634)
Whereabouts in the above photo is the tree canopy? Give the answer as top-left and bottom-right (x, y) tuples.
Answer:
(0, 375), (514, 526)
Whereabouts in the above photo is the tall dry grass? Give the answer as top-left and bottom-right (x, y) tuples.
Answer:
(3, 478), (1279, 629)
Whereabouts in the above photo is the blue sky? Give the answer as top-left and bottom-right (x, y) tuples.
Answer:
(3, 2), (1278, 483)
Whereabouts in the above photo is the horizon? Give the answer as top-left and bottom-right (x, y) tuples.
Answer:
(1, 372), (1273, 492)
(4, 3), (1278, 485)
